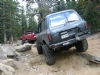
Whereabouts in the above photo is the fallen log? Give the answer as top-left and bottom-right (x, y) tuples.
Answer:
(77, 53), (100, 64)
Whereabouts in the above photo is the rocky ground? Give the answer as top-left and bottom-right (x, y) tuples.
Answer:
(0, 32), (100, 75)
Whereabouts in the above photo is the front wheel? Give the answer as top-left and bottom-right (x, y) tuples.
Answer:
(75, 38), (88, 52)
(42, 44), (56, 65)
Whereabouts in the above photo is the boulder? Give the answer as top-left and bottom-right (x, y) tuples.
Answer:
(6, 47), (16, 57)
(0, 54), (7, 60)
(0, 46), (17, 58)
(16, 40), (22, 46)
(0, 47), (3, 54)
(0, 63), (14, 75)
(1, 59), (18, 69)
(0, 46), (7, 60)
(15, 43), (32, 52)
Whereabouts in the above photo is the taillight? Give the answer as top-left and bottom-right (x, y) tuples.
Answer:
(54, 46), (59, 49)
(85, 24), (88, 29)
(48, 34), (52, 40)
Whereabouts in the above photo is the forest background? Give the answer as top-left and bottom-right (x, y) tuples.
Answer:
(0, 0), (100, 43)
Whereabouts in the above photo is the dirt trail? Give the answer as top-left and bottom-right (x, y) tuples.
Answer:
(15, 32), (100, 75)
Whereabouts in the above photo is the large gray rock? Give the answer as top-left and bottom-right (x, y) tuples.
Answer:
(1, 59), (18, 69)
(0, 46), (16, 57)
(16, 40), (22, 46)
(6, 47), (16, 57)
(0, 46), (7, 60)
(0, 54), (7, 60)
(0, 47), (3, 54)
(0, 63), (14, 75)
(15, 43), (32, 52)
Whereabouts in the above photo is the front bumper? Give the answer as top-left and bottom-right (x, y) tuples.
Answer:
(49, 31), (91, 49)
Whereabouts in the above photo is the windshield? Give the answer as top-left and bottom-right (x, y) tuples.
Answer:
(50, 13), (66, 27)
(64, 11), (80, 22)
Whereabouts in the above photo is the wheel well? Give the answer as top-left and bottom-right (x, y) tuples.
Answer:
(43, 40), (46, 44)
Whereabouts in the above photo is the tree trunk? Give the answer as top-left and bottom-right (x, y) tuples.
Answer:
(3, 2), (7, 43)
(3, 21), (7, 43)
(10, 10), (13, 43)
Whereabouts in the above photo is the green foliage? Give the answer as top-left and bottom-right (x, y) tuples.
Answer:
(0, 0), (38, 43)
(20, 7), (27, 34)
(26, 1), (38, 32)
(0, 0), (25, 43)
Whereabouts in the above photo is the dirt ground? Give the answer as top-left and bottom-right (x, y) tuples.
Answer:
(14, 32), (100, 75)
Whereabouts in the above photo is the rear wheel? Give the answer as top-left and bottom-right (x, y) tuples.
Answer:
(21, 40), (24, 45)
(36, 41), (43, 54)
(42, 44), (56, 65)
(24, 40), (29, 43)
(29, 40), (35, 44)
(75, 38), (88, 52)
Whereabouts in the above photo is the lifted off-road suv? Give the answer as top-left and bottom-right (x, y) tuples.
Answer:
(36, 9), (90, 65)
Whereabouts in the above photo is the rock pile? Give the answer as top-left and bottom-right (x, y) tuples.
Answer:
(0, 43), (32, 75)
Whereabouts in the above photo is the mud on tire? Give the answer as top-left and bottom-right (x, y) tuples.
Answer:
(42, 44), (56, 65)
(36, 41), (43, 54)
(75, 38), (88, 52)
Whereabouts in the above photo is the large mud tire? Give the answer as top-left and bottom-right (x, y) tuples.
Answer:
(42, 45), (56, 65)
(21, 40), (24, 45)
(36, 41), (43, 54)
(75, 39), (88, 52)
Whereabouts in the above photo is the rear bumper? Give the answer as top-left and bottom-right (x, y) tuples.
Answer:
(28, 39), (36, 41)
(27, 37), (36, 41)
(49, 31), (90, 49)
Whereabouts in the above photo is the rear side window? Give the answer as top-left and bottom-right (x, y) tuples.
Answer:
(50, 13), (66, 27)
(64, 11), (80, 22)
